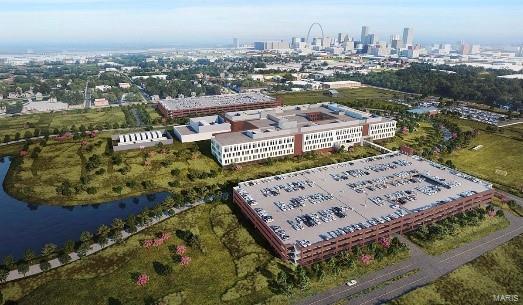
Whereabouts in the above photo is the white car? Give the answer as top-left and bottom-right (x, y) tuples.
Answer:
(346, 279), (357, 286)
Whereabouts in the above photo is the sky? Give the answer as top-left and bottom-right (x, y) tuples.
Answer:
(0, 0), (522, 50)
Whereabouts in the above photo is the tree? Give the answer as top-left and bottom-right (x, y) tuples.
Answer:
(274, 271), (292, 294)
(63, 240), (75, 254)
(96, 224), (111, 246)
(58, 253), (71, 264)
(23, 249), (36, 265)
(41, 243), (58, 257)
(17, 262), (29, 276)
(0, 268), (9, 282)
(112, 218), (125, 231)
(3, 255), (15, 270)
(80, 231), (94, 246)
(496, 210), (505, 217)
(39, 260), (51, 271)
(112, 185), (123, 194)
(294, 266), (310, 290)
(77, 243), (90, 257)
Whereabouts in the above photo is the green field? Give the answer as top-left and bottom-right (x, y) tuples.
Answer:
(444, 118), (523, 195)
(384, 121), (439, 151)
(408, 215), (510, 256)
(0, 107), (126, 140)
(5, 133), (378, 205)
(382, 115), (523, 196)
(0, 202), (409, 305)
(273, 87), (409, 111)
(388, 234), (523, 305)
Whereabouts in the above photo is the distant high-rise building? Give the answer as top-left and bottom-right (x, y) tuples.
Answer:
(470, 44), (481, 55)
(254, 41), (290, 51)
(323, 36), (333, 47)
(291, 37), (307, 49)
(390, 34), (402, 49)
(361, 26), (370, 43)
(367, 34), (376, 45)
(402, 27), (414, 47)
(233, 38), (240, 49)
(337, 33), (348, 44)
(343, 40), (355, 52)
(460, 43), (471, 55)
(390, 34), (400, 43)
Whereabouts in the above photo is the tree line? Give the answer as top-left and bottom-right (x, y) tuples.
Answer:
(349, 63), (523, 108)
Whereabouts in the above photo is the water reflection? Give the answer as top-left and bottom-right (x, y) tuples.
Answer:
(0, 157), (168, 259)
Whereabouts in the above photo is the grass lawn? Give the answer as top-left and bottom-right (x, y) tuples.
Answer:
(383, 121), (439, 151)
(273, 87), (409, 111)
(0, 202), (409, 305)
(443, 117), (523, 195)
(0, 107), (127, 141)
(4, 134), (378, 205)
(408, 215), (510, 256)
(387, 234), (523, 305)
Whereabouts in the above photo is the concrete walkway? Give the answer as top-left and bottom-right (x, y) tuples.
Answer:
(3, 202), (202, 283)
(298, 203), (523, 305)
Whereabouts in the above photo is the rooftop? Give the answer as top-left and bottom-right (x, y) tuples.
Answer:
(214, 103), (391, 146)
(234, 152), (492, 246)
(158, 92), (275, 111)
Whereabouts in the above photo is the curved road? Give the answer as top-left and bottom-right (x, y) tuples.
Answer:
(298, 194), (523, 305)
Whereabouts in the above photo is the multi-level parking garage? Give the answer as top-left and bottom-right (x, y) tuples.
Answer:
(233, 151), (494, 265)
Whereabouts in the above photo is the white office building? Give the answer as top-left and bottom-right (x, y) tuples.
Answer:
(210, 103), (397, 166)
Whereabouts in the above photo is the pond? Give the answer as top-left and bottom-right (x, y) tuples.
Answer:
(0, 157), (169, 259)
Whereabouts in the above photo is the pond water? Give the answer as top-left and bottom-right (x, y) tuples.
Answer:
(0, 157), (168, 259)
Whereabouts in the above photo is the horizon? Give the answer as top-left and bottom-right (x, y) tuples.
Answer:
(1, 0), (522, 52)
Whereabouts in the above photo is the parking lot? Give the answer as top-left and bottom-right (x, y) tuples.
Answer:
(235, 152), (492, 246)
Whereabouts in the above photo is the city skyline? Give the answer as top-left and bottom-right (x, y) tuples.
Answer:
(0, 0), (522, 51)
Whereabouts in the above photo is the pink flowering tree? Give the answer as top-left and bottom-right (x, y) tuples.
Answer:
(176, 245), (187, 256)
(136, 273), (149, 286)
(142, 239), (154, 249)
(360, 254), (374, 266)
(157, 232), (171, 242)
(180, 256), (191, 266)
(378, 237), (391, 249)
(142, 232), (172, 250)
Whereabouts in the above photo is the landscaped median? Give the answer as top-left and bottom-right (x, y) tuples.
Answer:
(406, 206), (509, 255)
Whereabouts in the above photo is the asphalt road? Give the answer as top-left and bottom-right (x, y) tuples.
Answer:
(298, 197), (523, 305)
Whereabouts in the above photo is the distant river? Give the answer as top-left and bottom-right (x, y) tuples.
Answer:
(0, 157), (168, 259)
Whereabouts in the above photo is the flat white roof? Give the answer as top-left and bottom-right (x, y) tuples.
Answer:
(158, 92), (275, 111)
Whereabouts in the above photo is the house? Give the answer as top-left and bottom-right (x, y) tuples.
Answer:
(93, 98), (109, 107)
(95, 85), (112, 92)
(119, 82), (131, 89)
(35, 92), (43, 101)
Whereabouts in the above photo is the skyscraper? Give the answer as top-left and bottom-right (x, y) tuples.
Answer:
(367, 34), (376, 45)
(337, 33), (348, 44)
(361, 26), (369, 43)
(390, 34), (401, 49)
(402, 27), (414, 47)
(233, 38), (240, 48)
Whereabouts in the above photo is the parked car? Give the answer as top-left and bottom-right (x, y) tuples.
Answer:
(346, 279), (357, 286)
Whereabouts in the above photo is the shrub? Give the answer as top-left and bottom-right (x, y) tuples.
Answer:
(58, 253), (71, 264)
(39, 260), (51, 271)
